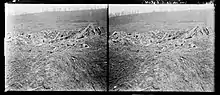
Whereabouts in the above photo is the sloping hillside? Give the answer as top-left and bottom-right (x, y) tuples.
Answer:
(7, 8), (107, 35)
(109, 9), (214, 34)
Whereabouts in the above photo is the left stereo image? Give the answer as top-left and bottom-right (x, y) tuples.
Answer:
(5, 4), (108, 91)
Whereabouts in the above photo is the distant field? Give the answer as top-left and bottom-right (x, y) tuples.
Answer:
(7, 8), (107, 35)
(109, 9), (214, 34)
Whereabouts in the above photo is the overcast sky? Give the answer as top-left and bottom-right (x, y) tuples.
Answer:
(5, 4), (107, 16)
(109, 4), (214, 15)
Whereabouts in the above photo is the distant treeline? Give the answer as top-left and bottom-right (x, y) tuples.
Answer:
(7, 6), (107, 16)
(109, 4), (214, 18)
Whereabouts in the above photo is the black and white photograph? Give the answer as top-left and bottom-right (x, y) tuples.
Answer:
(109, 4), (214, 91)
(5, 4), (107, 91)
(4, 3), (215, 92)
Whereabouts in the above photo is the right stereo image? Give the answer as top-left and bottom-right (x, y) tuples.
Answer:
(108, 4), (215, 92)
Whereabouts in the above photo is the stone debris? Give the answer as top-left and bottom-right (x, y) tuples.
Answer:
(109, 25), (214, 91)
(5, 23), (106, 91)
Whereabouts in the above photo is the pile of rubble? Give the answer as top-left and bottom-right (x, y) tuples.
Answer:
(5, 23), (106, 91)
(109, 25), (213, 53)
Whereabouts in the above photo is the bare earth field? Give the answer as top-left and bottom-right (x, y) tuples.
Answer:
(5, 7), (215, 91)
(5, 9), (107, 91)
(109, 9), (214, 91)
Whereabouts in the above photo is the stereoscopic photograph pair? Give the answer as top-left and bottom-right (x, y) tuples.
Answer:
(5, 4), (215, 92)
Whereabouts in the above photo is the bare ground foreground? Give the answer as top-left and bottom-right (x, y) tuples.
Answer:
(5, 9), (107, 91)
(109, 9), (214, 91)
